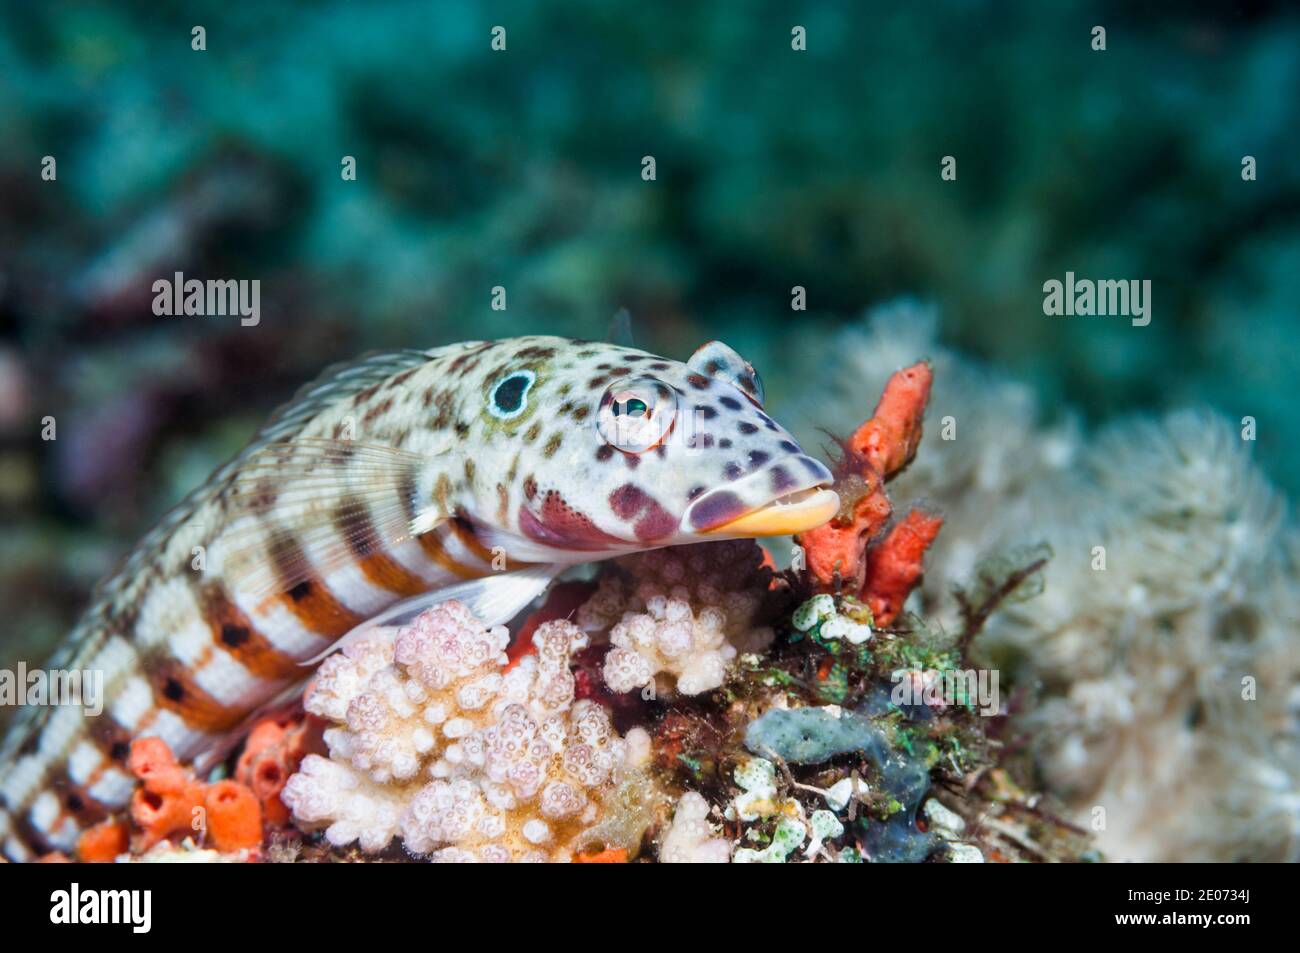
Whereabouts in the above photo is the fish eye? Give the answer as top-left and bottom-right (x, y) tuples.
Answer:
(612, 396), (648, 418)
(597, 377), (677, 453)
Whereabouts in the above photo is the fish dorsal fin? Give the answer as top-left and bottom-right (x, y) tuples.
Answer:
(215, 437), (451, 609)
(303, 563), (564, 664)
(256, 349), (438, 443)
(208, 349), (454, 609)
(607, 308), (636, 348)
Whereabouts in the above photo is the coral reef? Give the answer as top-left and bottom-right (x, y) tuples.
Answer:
(577, 540), (777, 697)
(235, 716), (320, 827)
(281, 600), (654, 861)
(22, 352), (1120, 864)
(126, 737), (264, 856)
(786, 302), (1300, 862)
(660, 792), (730, 863)
(797, 360), (938, 619)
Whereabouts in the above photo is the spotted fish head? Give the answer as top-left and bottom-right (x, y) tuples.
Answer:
(466, 336), (836, 556)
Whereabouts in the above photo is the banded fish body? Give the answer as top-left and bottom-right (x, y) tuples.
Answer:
(0, 335), (837, 860)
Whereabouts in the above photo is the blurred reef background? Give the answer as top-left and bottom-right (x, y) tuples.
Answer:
(2, 0), (1299, 695)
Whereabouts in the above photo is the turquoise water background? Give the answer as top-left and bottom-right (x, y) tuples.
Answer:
(1, 1), (1297, 664)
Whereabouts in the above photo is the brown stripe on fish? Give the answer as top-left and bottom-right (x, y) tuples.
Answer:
(46, 766), (111, 828)
(139, 653), (249, 734)
(448, 516), (530, 572)
(198, 581), (303, 680)
(267, 531), (365, 636)
(395, 467), (478, 579)
(10, 807), (57, 857)
(336, 500), (430, 597)
(414, 528), (479, 580)
(86, 713), (136, 766)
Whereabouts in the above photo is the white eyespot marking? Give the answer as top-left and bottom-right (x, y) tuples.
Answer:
(489, 370), (537, 420)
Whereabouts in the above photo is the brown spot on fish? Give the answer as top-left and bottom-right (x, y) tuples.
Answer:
(519, 492), (623, 550)
(688, 490), (747, 531)
(435, 474), (453, 513)
(87, 716), (135, 764)
(362, 396), (394, 426)
(353, 383), (381, 405)
(268, 534), (363, 636)
(50, 770), (109, 826)
(524, 421), (543, 443)
(496, 482), (509, 524)
(543, 433), (563, 458)
(608, 484), (677, 542)
(141, 654), (246, 733)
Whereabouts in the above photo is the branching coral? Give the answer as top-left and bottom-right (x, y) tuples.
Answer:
(577, 540), (777, 697)
(660, 792), (730, 863)
(796, 358), (943, 626)
(282, 600), (652, 861)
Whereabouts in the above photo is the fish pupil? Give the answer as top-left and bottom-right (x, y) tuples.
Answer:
(614, 397), (648, 418)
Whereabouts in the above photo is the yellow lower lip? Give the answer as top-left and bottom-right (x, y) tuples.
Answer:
(701, 487), (840, 536)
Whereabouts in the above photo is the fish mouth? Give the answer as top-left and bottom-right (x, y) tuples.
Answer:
(686, 482), (840, 537)
(680, 453), (839, 538)
(701, 485), (839, 536)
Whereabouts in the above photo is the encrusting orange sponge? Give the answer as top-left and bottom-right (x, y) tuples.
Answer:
(127, 736), (262, 854)
(236, 716), (319, 826)
(797, 361), (942, 624)
(76, 818), (130, 863)
(127, 737), (207, 849)
(205, 780), (263, 852)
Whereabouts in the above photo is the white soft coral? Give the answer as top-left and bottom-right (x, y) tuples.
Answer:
(283, 600), (639, 861)
(580, 540), (775, 696)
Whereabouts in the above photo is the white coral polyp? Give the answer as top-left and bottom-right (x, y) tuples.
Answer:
(582, 541), (775, 696)
(282, 601), (629, 861)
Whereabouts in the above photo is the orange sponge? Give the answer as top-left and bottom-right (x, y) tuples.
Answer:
(205, 780), (263, 852)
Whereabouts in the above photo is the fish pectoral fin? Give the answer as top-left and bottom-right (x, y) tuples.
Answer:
(300, 563), (565, 665)
(216, 437), (449, 606)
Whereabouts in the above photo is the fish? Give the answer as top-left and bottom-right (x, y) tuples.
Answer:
(0, 335), (838, 860)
